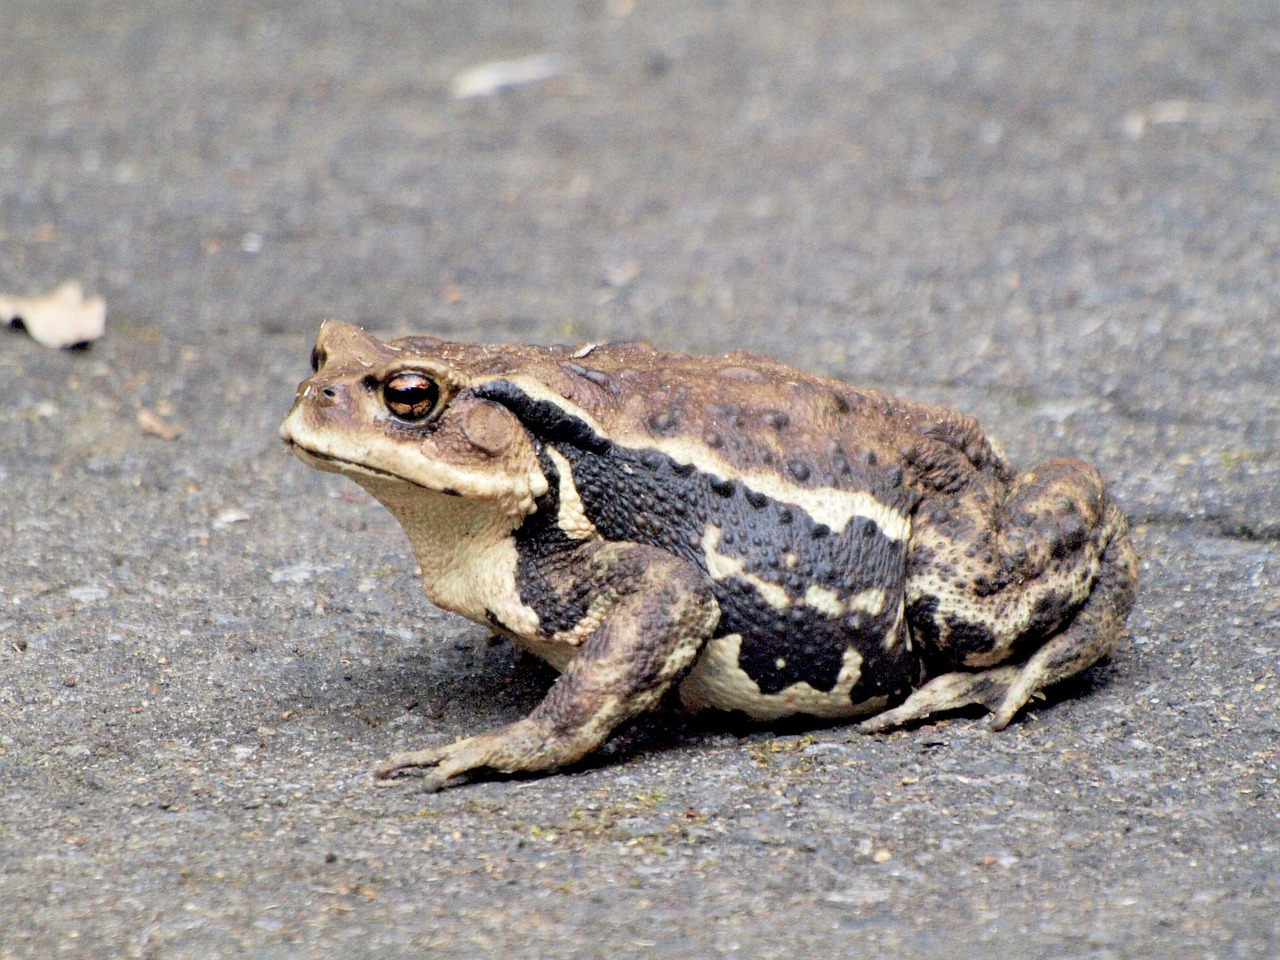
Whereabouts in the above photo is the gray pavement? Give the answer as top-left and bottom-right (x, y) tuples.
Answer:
(2, 1), (1278, 957)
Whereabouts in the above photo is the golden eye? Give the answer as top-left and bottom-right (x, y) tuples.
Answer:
(383, 372), (441, 422)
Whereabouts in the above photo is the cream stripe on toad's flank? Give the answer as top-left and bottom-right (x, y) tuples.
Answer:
(728, 465), (909, 541)
(701, 525), (791, 611)
(678, 633), (887, 721)
(545, 446), (599, 540)
(486, 376), (910, 540)
(803, 584), (887, 618)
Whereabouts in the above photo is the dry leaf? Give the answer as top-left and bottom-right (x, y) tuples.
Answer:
(137, 408), (182, 440)
(0, 282), (106, 349)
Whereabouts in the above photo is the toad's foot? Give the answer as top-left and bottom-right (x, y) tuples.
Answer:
(375, 718), (582, 793)
(857, 665), (1022, 733)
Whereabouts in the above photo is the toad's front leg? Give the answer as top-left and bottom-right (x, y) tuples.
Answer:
(375, 542), (720, 792)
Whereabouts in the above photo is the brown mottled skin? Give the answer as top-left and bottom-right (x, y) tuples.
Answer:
(280, 322), (1139, 791)
(311, 335), (994, 488)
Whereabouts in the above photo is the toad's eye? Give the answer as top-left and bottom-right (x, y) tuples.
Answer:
(310, 346), (324, 372)
(383, 372), (441, 422)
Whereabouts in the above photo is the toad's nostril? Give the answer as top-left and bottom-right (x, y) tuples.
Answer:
(322, 387), (337, 398)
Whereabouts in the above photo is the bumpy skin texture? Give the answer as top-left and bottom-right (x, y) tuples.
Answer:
(280, 322), (1139, 791)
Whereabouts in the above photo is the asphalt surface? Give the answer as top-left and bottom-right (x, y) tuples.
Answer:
(2, 1), (1278, 957)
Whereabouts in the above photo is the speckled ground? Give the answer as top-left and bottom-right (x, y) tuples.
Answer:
(2, 2), (1277, 957)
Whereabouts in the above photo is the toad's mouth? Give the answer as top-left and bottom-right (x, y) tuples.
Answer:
(284, 438), (427, 490)
(280, 421), (540, 511)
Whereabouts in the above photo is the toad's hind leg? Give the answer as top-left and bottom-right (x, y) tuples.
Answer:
(987, 507), (1138, 728)
(863, 459), (1139, 732)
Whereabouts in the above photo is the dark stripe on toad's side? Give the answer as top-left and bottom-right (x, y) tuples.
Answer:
(508, 445), (594, 635)
(474, 379), (920, 703)
(473, 380), (610, 453)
